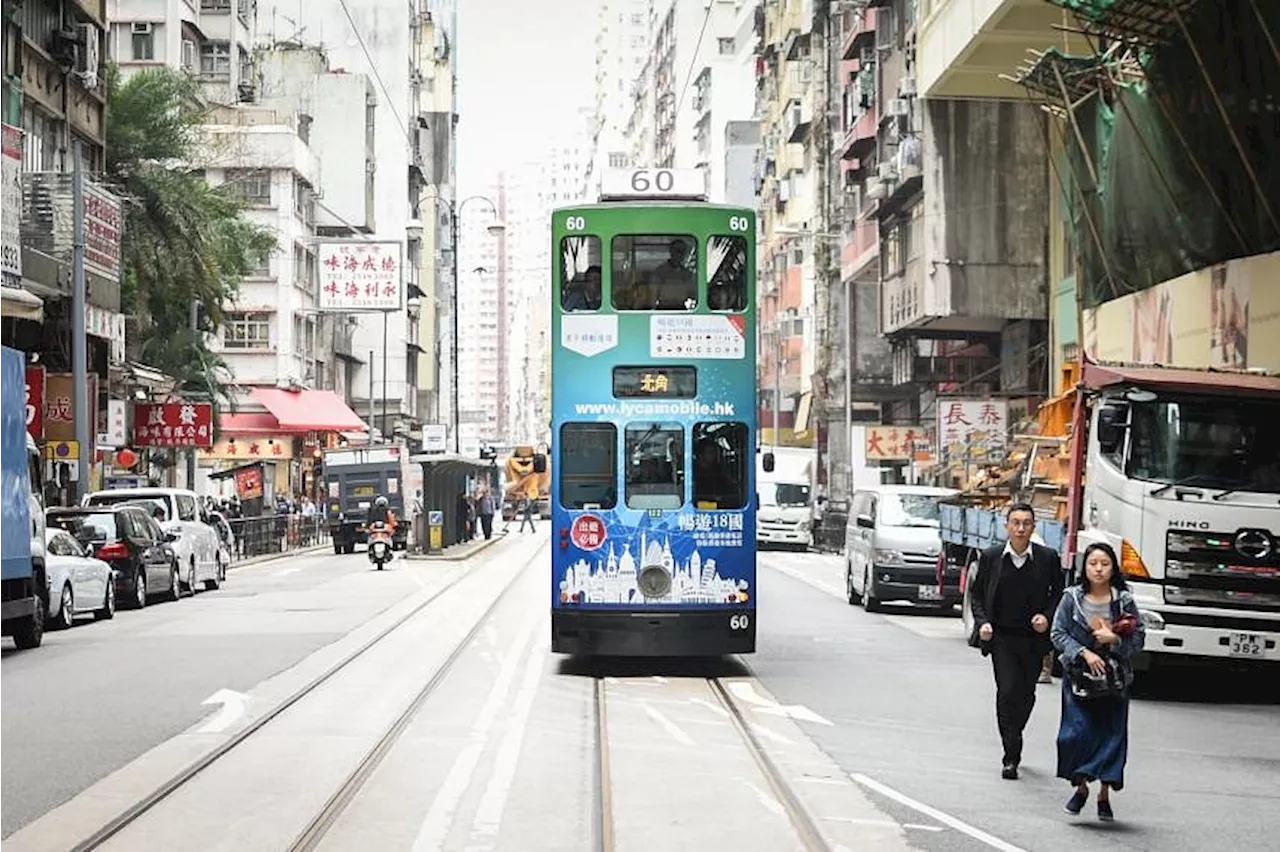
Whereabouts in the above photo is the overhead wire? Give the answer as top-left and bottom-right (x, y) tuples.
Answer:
(335, 0), (412, 145)
(674, 3), (715, 117)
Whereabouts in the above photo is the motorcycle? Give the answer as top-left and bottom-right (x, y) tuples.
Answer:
(367, 522), (393, 570)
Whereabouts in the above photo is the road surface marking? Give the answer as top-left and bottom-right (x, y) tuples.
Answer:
(412, 610), (541, 851)
(468, 628), (548, 841)
(742, 780), (786, 817)
(728, 681), (833, 726)
(195, 689), (250, 734)
(850, 773), (1028, 852)
(642, 703), (696, 746)
(750, 722), (793, 746)
(689, 697), (730, 718)
(823, 816), (943, 833)
(273, 567), (302, 577)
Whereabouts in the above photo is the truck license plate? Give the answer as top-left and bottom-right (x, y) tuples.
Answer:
(917, 584), (942, 602)
(1228, 632), (1264, 658)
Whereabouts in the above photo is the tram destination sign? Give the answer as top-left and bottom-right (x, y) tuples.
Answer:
(612, 366), (697, 399)
(599, 168), (707, 201)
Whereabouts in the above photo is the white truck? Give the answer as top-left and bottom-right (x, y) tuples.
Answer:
(756, 446), (815, 549)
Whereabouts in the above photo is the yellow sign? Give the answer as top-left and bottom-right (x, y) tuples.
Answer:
(199, 437), (294, 460)
(45, 440), (79, 461)
(429, 525), (442, 550)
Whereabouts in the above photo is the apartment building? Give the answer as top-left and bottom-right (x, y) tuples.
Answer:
(585, 0), (649, 197)
(109, 0), (255, 103)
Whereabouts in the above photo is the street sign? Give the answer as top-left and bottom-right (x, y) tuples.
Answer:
(422, 424), (447, 453)
(428, 510), (443, 525)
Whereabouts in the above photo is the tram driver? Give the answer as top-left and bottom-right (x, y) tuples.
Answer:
(648, 238), (696, 310)
(563, 265), (602, 311)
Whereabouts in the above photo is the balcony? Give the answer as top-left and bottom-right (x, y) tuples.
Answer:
(784, 99), (812, 143)
(840, 8), (878, 60)
(839, 108), (877, 160)
(840, 219), (879, 281)
(918, 0), (1089, 99)
(898, 353), (1002, 386)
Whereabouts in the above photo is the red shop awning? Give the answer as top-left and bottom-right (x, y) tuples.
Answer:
(220, 412), (288, 436)
(250, 387), (368, 433)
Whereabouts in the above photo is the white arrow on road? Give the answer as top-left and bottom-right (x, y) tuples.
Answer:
(273, 567), (302, 577)
(196, 689), (250, 734)
(728, 681), (833, 726)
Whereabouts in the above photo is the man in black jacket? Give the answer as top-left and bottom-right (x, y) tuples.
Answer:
(969, 502), (1064, 780)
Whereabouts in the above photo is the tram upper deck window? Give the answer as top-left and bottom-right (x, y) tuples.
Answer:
(612, 235), (698, 311)
(693, 422), (748, 509)
(625, 423), (685, 509)
(707, 236), (748, 312)
(560, 423), (617, 509)
(561, 235), (603, 311)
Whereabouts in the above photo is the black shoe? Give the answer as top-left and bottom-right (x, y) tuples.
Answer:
(1098, 800), (1114, 822)
(1064, 788), (1088, 815)
(1001, 763), (1019, 780)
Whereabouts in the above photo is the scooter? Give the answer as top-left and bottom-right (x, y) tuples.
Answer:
(367, 522), (393, 570)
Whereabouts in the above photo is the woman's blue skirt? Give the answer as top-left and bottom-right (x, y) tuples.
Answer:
(1056, 677), (1130, 790)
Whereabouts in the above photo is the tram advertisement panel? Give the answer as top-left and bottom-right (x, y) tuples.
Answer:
(551, 208), (757, 613)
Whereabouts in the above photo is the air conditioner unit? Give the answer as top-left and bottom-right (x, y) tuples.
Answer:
(76, 23), (100, 80)
(898, 77), (917, 98)
(131, 22), (153, 34)
(889, 98), (909, 117)
(866, 178), (887, 200)
(877, 161), (897, 181)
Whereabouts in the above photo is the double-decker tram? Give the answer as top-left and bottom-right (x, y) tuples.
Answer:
(550, 168), (758, 656)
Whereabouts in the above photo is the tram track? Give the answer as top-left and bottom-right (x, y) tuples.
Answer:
(71, 539), (545, 852)
(591, 672), (833, 852)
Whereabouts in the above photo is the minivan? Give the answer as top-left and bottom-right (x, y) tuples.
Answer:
(844, 485), (958, 612)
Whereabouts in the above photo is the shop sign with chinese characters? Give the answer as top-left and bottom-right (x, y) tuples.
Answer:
(864, 426), (932, 462)
(316, 241), (403, 311)
(936, 399), (1008, 459)
(101, 400), (128, 448)
(43, 373), (98, 444)
(199, 437), (293, 460)
(132, 402), (214, 448)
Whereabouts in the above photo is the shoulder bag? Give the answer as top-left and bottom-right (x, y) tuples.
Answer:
(1065, 596), (1130, 700)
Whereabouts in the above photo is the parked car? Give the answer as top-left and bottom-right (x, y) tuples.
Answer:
(205, 510), (236, 567)
(845, 485), (959, 612)
(43, 527), (116, 628)
(47, 506), (180, 609)
(82, 488), (223, 593)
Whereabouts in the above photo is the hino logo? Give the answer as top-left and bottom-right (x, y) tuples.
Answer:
(1168, 520), (1211, 529)
(1234, 530), (1273, 560)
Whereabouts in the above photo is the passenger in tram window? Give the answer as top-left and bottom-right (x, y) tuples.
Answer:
(563, 265), (602, 311)
(708, 284), (735, 311)
(648, 238), (696, 309)
(693, 439), (734, 506)
(708, 235), (748, 311)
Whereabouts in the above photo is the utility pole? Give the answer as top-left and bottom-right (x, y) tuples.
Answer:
(450, 199), (460, 454)
(187, 301), (198, 488)
(71, 144), (90, 499)
(381, 310), (389, 444)
(368, 348), (375, 445)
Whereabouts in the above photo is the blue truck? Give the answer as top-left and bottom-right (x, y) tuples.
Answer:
(1, 345), (46, 649)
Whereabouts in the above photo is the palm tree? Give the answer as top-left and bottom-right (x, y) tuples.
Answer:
(104, 64), (275, 416)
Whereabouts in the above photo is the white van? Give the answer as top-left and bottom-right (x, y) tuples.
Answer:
(83, 487), (224, 593)
(844, 485), (957, 612)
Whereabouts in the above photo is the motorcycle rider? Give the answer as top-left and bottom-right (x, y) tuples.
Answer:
(368, 495), (398, 533)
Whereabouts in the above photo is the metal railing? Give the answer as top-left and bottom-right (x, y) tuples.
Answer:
(227, 515), (328, 562)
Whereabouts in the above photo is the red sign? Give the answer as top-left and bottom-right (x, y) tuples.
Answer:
(132, 402), (214, 448)
(570, 514), (607, 552)
(234, 465), (264, 500)
(24, 365), (44, 439)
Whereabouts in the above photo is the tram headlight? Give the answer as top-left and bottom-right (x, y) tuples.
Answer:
(637, 564), (673, 598)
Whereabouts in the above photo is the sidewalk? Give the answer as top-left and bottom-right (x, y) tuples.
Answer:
(406, 530), (507, 562)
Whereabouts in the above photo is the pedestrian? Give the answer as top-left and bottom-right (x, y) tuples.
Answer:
(519, 493), (536, 533)
(968, 502), (1065, 780)
(1051, 542), (1144, 821)
(477, 487), (495, 540)
(456, 490), (470, 543)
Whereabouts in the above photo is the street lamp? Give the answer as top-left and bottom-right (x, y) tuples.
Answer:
(426, 193), (504, 454)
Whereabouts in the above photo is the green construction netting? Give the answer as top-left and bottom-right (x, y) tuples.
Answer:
(1058, 1), (1280, 308)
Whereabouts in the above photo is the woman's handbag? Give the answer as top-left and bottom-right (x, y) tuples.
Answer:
(1066, 654), (1128, 700)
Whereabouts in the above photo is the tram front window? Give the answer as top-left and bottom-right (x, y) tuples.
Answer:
(612, 235), (698, 311)
(625, 423), (684, 509)
(560, 423), (617, 509)
(693, 422), (748, 509)
(561, 236), (603, 311)
(707, 236), (748, 311)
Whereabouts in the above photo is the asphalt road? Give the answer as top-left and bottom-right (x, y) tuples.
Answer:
(755, 549), (1280, 852)
(0, 545), (456, 838)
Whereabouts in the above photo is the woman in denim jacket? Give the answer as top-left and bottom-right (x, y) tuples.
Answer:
(1050, 542), (1146, 822)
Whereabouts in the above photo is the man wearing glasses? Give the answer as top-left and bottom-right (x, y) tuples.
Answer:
(968, 503), (1065, 780)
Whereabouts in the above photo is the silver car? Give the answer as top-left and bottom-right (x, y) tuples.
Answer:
(44, 527), (116, 629)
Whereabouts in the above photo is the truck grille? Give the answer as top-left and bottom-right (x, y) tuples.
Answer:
(1165, 529), (1280, 612)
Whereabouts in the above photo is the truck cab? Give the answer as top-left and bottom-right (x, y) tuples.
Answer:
(2, 345), (46, 650)
(1076, 371), (1280, 668)
(756, 447), (814, 549)
(322, 446), (409, 554)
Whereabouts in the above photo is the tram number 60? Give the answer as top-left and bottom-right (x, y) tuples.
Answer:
(729, 614), (750, 631)
(728, 216), (750, 232)
(565, 216), (587, 231)
(631, 168), (675, 192)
